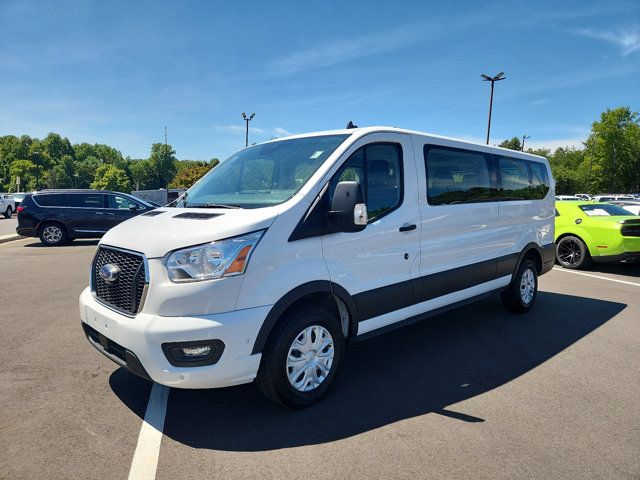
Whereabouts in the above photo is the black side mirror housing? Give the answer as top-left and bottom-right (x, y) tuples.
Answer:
(128, 204), (139, 211)
(329, 181), (367, 233)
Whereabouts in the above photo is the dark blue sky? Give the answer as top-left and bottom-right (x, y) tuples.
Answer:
(1, 0), (639, 159)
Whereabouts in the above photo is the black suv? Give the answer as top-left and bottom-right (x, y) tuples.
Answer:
(17, 190), (156, 246)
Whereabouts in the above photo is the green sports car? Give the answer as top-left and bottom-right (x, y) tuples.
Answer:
(555, 201), (640, 269)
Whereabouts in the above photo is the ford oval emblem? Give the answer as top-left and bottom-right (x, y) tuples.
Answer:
(99, 263), (120, 284)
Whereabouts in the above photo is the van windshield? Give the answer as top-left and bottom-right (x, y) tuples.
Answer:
(178, 134), (350, 209)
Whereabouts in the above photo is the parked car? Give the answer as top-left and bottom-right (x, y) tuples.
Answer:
(79, 126), (555, 407)
(575, 193), (593, 200)
(593, 194), (635, 202)
(11, 192), (27, 210)
(555, 201), (640, 269)
(1, 193), (14, 218)
(608, 200), (640, 216)
(556, 195), (581, 201)
(16, 189), (156, 246)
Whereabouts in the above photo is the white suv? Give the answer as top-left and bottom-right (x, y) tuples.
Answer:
(1, 194), (14, 218)
(80, 127), (555, 407)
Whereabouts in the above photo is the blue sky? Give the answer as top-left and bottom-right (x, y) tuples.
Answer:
(1, 0), (639, 160)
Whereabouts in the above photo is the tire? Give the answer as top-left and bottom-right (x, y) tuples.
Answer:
(38, 222), (68, 246)
(3, 207), (11, 219)
(555, 235), (591, 269)
(256, 304), (345, 408)
(501, 258), (538, 313)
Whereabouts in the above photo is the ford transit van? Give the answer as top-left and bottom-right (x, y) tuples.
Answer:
(80, 127), (555, 407)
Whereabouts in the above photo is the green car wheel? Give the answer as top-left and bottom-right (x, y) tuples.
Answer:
(556, 235), (591, 269)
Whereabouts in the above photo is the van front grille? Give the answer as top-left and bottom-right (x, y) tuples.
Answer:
(92, 246), (147, 315)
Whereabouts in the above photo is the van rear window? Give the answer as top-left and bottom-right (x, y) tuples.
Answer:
(34, 194), (69, 207)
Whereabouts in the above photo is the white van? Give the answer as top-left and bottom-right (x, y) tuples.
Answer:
(80, 127), (555, 407)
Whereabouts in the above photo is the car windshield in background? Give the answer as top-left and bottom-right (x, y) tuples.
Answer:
(179, 134), (350, 209)
(579, 204), (634, 216)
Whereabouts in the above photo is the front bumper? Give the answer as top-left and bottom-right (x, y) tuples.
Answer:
(79, 287), (269, 389)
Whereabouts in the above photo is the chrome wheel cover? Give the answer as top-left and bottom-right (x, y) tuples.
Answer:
(43, 226), (62, 244)
(286, 325), (334, 392)
(557, 239), (582, 267)
(520, 268), (536, 304)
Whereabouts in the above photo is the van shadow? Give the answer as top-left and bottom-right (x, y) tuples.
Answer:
(109, 291), (624, 452)
(23, 239), (99, 248)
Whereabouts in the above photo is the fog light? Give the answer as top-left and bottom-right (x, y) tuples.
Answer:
(181, 345), (211, 357)
(161, 339), (225, 367)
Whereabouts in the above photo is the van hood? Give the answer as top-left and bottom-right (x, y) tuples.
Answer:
(99, 207), (279, 258)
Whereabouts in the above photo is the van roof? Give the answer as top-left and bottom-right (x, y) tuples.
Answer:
(268, 126), (549, 162)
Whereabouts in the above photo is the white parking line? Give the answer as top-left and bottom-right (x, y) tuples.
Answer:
(128, 383), (170, 480)
(553, 267), (640, 287)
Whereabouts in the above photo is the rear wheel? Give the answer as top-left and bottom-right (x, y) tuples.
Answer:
(501, 258), (538, 313)
(556, 235), (591, 269)
(3, 206), (11, 219)
(38, 223), (67, 246)
(256, 304), (345, 408)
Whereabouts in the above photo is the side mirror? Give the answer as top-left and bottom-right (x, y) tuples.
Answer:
(128, 204), (139, 211)
(329, 181), (367, 232)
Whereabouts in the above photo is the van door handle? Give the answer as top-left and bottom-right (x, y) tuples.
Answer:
(399, 223), (417, 232)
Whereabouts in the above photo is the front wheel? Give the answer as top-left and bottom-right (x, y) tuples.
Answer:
(556, 235), (591, 269)
(256, 304), (345, 408)
(3, 207), (11, 219)
(501, 259), (538, 313)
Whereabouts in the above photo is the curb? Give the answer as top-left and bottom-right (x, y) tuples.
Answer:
(0, 234), (24, 245)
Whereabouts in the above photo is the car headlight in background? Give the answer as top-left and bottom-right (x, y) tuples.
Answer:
(166, 230), (265, 282)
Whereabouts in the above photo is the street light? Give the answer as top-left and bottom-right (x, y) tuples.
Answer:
(522, 135), (531, 151)
(32, 151), (40, 190)
(242, 112), (255, 147)
(481, 72), (506, 145)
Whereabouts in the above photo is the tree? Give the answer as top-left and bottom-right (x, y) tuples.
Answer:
(129, 159), (153, 190)
(9, 160), (38, 191)
(91, 164), (132, 192)
(169, 160), (216, 188)
(584, 107), (640, 193)
(148, 143), (177, 188)
(499, 137), (522, 151)
(75, 156), (101, 188)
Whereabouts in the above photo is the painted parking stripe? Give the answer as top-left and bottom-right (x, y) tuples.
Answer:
(553, 267), (640, 287)
(128, 383), (170, 480)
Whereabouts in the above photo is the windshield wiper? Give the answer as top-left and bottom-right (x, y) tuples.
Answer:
(187, 203), (242, 209)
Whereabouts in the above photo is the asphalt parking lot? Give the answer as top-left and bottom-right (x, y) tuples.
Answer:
(1, 238), (639, 479)
(0, 216), (17, 236)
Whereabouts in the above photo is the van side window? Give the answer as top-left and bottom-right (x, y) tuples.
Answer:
(72, 193), (104, 208)
(330, 143), (402, 221)
(529, 162), (550, 199)
(498, 157), (532, 200)
(424, 146), (495, 205)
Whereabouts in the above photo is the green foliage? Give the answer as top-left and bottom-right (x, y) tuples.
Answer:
(499, 137), (523, 151)
(148, 143), (178, 188)
(168, 159), (218, 188)
(502, 106), (640, 194)
(583, 107), (640, 193)
(91, 164), (132, 192)
(9, 160), (38, 191)
(129, 159), (153, 190)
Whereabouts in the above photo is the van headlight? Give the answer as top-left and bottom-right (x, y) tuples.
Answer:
(166, 230), (265, 282)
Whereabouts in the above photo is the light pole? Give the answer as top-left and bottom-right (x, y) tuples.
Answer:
(33, 151), (40, 190)
(481, 72), (506, 145)
(521, 135), (531, 151)
(242, 112), (255, 147)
